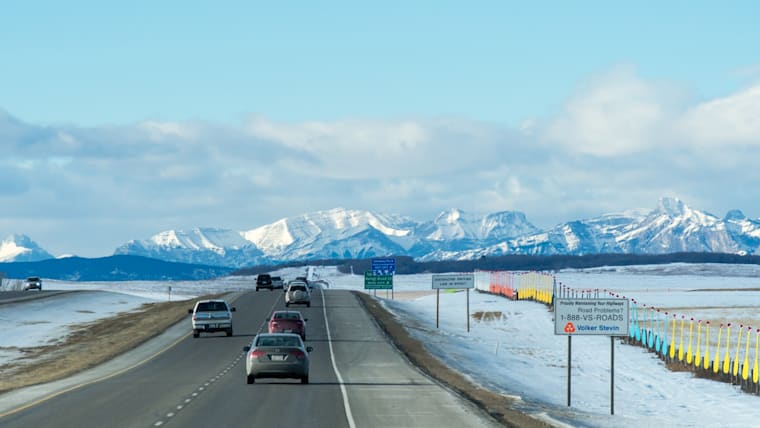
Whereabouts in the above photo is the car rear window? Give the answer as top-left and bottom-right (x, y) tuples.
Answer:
(197, 301), (228, 312)
(257, 336), (300, 347)
(291, 285), (306, 292)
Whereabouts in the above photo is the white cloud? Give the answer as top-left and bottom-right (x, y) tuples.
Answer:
(543, 65), (685, 156)
(3, 66), (760, 256)
(245, 115), (506, 180)
(677, 85), (760, 146)
(140, 120), (198, 141)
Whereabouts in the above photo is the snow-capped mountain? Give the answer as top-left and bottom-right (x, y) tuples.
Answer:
(113, 227), (266, 267)
(6, 198), (760, 267)
(430, 198), (760, 260)
(107, 208), (538, 267)
(0, 234), (54, 262)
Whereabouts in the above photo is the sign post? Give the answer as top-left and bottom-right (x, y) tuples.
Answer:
(371, 258), (396, 299)
(554, 298), (629, 415)
(432, 273), (475, 332)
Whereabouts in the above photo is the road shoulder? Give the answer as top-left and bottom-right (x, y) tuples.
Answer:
(354, 291), (552, 428)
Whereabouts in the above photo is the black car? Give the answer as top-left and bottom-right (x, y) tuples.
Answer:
(256, 274), (273, 291)
(24, 276), (42, 291)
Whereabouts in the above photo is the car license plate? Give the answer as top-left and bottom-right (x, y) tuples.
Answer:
(270, 354), (286, 361)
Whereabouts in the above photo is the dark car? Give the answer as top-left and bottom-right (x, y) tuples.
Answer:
(256, 274), (273, 291)
(24, 276), (42, 291)
(267, 310), (308, 340)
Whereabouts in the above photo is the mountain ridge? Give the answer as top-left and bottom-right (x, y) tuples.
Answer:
(4, 197), (760, 268)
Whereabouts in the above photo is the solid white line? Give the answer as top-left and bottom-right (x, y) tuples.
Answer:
(321, 289), (357, 428)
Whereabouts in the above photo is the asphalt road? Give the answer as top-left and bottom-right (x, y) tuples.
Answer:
(0, 289), (500, 428)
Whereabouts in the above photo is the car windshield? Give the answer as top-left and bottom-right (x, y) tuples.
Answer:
(256, 336), (300, 347)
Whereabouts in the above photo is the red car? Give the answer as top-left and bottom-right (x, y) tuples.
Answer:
(267, 310), (308, 341)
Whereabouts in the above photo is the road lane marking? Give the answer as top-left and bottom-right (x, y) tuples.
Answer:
(321, 289), (357, 428)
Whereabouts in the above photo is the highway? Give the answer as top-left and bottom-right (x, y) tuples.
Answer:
(0, 288), (500, 427)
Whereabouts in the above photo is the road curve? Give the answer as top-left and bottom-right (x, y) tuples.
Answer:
(0, 289), (500, 427)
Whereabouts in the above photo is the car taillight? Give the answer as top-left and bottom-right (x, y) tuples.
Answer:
(297, 321), (303, 327)
(270, 322), (278, 328)
(289, 350), (306, 360)
(250, 350), (266, 359)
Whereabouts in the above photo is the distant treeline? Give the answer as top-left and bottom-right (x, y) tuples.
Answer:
(231, 252), (760, 276)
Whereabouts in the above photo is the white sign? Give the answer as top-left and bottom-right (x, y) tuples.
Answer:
(554, 299), (629, 336)
(432, 273), (475, 289)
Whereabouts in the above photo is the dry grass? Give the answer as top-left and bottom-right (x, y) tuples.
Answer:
(472, 311), (505, 322)
(0, 295), (222, 394)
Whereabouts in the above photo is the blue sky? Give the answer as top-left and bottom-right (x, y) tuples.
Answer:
(2, 1), (760, 257)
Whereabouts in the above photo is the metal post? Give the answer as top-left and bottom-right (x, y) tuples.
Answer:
(436, 289), (440, 328)
(567, 335), (572, 407)
(611, 336), (615, 415)
(467, 288), (470, 333)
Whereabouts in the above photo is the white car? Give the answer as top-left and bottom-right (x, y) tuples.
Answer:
(285, 281), (311, 307)
(188, 299), (236, 338)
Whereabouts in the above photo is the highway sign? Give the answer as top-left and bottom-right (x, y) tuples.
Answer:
(371, 258), (396, 275)
(431, 273), (475, 289)
(364, 271), (393, 289)
(554, 299), (629, 336)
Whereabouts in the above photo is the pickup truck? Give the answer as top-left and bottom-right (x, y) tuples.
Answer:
(188, 299), (236, 338)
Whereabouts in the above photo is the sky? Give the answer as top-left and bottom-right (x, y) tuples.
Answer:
(2, 1), (760, 257)
(4, 264), (760, 426)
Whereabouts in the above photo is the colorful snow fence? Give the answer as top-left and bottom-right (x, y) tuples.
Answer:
(474, 270), (760, 396)
(624, 295), (760, 393)
(474, 270), (553, 305)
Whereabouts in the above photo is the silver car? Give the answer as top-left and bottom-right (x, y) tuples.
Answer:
(285, 281), (311, 307)
(244, 333), (313, 384)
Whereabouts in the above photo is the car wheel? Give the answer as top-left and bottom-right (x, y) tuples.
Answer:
(256, 287), (260, 291)
(226, 329), (233, 337)
(193, 332), (200, 338)
(301, 375), (309, 384)
(286, 302), (290, 307)
(247, 374), (255, 384)
(307, 303), (311, 308)
(301, 334), (306, 341)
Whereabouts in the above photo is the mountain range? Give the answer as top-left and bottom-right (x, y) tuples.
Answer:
(3, 197), (760, 269)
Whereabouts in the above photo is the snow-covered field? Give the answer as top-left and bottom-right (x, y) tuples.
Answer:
(3, 264), (760, 427)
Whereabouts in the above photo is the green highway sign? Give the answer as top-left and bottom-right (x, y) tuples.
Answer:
(364, 271), (393, 289)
